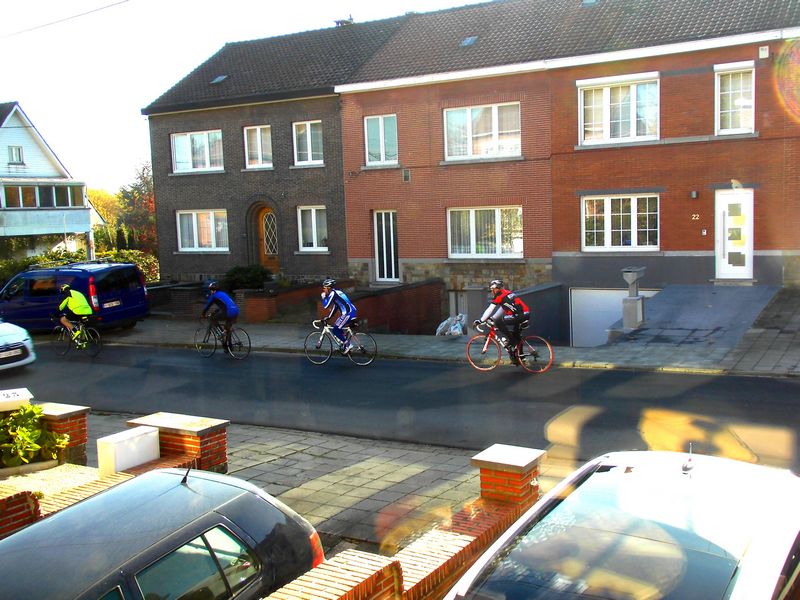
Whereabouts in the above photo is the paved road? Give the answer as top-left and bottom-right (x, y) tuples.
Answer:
(12, 345), (800, 469)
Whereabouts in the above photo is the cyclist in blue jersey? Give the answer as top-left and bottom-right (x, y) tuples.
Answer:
(320, 278), (357, 354)
(202, 281), (240, 349)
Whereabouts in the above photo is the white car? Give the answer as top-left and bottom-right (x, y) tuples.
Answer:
(446, 451), (800, 600)
(0, 318), (36, 371)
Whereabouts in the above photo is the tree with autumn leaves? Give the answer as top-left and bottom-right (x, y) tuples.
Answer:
(89, 164), (157, 255)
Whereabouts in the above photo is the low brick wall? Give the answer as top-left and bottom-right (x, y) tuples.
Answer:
(39, 403), (90, 466)
(267, 444), (545, 600)
(127, 412), (230, 473)
(0, 490), (40, 539)
(316, 279), (446, 335)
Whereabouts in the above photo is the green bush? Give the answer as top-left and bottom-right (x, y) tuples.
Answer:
(223, 265), (273, 291)
(0, 249), (87, 288)
(0, 404), (69, 467)
(96, 249), (160, 282)
(0, 248), (159, 287)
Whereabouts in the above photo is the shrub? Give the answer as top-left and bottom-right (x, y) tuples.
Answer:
(0, 404), (69, 467)
(223, 265), (273, 291)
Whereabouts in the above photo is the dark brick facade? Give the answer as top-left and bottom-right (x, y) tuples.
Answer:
(148, 96), (349, 283)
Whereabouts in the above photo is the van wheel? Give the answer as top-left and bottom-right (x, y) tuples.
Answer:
(120, 321), (137, 330)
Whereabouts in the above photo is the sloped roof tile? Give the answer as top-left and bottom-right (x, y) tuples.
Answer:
(143, 0), (800, 114)
(142, 16), (408, 115)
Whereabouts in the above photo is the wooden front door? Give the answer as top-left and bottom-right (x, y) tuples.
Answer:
(257, 207), (280, 274)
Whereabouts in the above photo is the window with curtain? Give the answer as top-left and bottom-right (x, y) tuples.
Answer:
(244, 125), (273, 168)
(444, 102), (520, 160)
(365, 114), (398, 165)
(293, 120), (324, 165)
(171, 130), (224, 172)
(578, 74), (659, 145)
(448, 206), (522, 258)
(176, 209), (229, 251)
(582, 195), (659, 251)
(297, 206), (327, 250)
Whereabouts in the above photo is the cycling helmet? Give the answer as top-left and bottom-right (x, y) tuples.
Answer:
(322, 278), (336, 288)
(208, 281), (219, 291)
(59, 283), (71, 294)
(489, 279), (504, 290)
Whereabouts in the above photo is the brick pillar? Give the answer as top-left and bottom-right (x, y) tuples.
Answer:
(127, 412), (230, 473)
(38, 402), (90, 466)
(0, 490), (41, 540)
(471, 444), (546, 507)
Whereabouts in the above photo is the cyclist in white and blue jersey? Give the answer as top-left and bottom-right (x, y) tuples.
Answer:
(321, 278), (357, 354)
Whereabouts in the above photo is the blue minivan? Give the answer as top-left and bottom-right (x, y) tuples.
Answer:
(0, 261), (149, 331)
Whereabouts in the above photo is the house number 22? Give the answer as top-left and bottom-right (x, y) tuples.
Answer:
(691, 214), (700, 220)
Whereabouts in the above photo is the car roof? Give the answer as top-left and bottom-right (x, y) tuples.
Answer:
(23, 261), (136, 274)
(0, 469), (258, 599)
(451, 451), (800, 600)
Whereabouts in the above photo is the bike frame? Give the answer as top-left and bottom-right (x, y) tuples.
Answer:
(312, 319), (352, 347)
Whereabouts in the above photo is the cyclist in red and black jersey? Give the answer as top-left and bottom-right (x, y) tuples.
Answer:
(474, 279), (530, 364)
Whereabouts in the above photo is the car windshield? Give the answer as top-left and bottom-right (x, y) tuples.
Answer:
(461, 461), (749, 599)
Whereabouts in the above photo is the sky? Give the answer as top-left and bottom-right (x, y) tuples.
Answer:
(3, 0), (484, 193)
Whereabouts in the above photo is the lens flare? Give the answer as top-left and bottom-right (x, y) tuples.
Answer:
(775, 39), (800, 123)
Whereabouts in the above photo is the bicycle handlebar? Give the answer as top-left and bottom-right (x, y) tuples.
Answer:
(312, 319), (325, 329)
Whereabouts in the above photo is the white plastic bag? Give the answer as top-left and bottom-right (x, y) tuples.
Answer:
(448, 313), (467, 335)
(436, 316), (455, 336)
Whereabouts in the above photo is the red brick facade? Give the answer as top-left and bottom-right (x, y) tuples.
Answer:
(341, 73), (554, 292)
(341, 40), (800, 293)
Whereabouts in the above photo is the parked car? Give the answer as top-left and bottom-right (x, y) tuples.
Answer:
(0, 261), (149, 332)
(0, 468), (324, 600)
(445, 451), (800, 600)
(0, 318), (36, 371)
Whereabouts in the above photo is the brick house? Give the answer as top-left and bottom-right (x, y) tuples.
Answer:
(143, 0), (800, 343)
(141, 17), (406, 283)
(334, 0), (800, 343)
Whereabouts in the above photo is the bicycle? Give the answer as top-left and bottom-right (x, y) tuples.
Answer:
(194, 317), (251, 360)
(51, 316), (102, 357)
(304, 319), (377, 366)
(466, 321), (553, 374)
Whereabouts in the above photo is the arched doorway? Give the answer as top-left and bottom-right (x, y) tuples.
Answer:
(257, 206), (280, 274)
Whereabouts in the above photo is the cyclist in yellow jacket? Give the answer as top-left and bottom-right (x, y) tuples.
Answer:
(58, 283), (93, 339)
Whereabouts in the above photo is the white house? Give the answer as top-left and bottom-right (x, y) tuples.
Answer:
(0, 101), (94, 257)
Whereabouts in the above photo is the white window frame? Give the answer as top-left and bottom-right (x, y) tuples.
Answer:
(292, 120), (324, 166)
(243, 125), (273, 169)
(8, 146), (23, 164)
(364, 114), (398, 165)
(176, 209), (229, 252)
(443, 102), (521, 161)
(446, 206), (523, 259)
(297, 205), (328, 251)
(581, 194), (660, 252)
(170, 130), (224, 173)
(715, 61), (755, 135)
(577, 72), (660, 146)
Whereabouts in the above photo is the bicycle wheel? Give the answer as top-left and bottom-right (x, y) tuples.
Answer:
(227, 327), (251, 360)
(347, 332), (377, 366)
(194, 327), (216, 357)
(517, 335), (554, 374)
(83, 327), (102, 357)
(466, 334), (501, 371)
(50, 326), (72, 356)
(304, 331), (332, 364)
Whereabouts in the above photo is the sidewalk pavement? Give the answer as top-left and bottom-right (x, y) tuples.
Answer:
(103, 287), (800, 377)
(66, 289), (800, 555)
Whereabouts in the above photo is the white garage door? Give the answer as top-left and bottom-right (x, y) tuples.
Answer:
(570, 288), (659, 347)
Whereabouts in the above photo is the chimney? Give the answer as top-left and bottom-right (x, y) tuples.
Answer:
(335, 15), (354, 26)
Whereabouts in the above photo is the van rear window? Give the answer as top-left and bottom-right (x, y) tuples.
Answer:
(94, 268), (142, 294)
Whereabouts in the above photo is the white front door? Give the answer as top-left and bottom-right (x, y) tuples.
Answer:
(715, 189), (753, 279)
